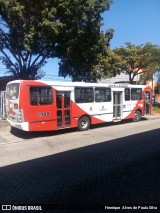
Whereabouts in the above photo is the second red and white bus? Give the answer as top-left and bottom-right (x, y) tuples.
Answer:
(6, 80), (152, 131)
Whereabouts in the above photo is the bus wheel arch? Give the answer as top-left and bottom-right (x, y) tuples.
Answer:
(78, 115), (91, 131)
(132, 109), (142, 122)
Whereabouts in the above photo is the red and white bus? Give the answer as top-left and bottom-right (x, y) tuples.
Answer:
(5, 80), (152, 132)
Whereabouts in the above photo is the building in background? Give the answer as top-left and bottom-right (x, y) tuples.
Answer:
(100, 72), (138, 84)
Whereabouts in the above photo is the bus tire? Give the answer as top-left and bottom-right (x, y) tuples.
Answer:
(132, 110), (141, 122)
(78, 116), (90, 131)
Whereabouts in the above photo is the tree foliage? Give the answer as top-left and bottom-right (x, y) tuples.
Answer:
(114, 42), (160, 84)
(57, 0), (117, 82)
(59, 28), (120, 82)
(0, 0), (65, 79)
(0, 0), (113, 81)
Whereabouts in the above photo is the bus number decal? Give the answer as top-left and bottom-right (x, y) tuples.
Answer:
(37, 112), (50, 117)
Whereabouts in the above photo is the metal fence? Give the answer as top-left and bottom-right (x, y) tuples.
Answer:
(0, 91), (6, 120)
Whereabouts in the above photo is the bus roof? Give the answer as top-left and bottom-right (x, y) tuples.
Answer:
(6, 79), (149, 89)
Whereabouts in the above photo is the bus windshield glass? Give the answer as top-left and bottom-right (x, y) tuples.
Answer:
(6, 83), (20, 100)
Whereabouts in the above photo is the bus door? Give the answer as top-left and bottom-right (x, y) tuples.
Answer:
(113, 91), (123, 120)
(56, 91), (71, 128)
(144, 91), (151, 114)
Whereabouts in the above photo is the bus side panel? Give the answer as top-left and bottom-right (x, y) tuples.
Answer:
(29, 120), (57, 131)
(122, 86), (152, 120)
(71, 101), (105, 126)
(20, 84), (57, 131)
(123, 99), (144, 120)
(93, 102), (113, 122)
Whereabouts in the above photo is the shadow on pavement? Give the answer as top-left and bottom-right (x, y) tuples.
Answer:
(1, 128), (160, 212)
(10, 125), (78, 139)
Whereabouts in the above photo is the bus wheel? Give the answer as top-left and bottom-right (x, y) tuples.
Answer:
(133, 111), (141, 122)
(78, 116), (90, 131)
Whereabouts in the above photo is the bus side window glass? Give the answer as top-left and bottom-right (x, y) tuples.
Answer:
(95, 88), (111, 102)
(85, 88), (94, 103)
(56, 92), (62, 108)
(75, 87), (93, 103)
(125, 88), (130, 101)
(30, 86), (53, 105)
(131, 88), (142, 100)
(40, 87), (53, 104)
(75, 88), (81, 103)
(64, 92), (70, 108)
(30, 87), (40, 105)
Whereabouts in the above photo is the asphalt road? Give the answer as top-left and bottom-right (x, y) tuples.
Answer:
(0, 117), (160, 212)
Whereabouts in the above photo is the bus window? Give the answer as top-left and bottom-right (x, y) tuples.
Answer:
(75, 87), (93, 103)
(6, 83), (19, 100)
(64, 92), (70, 108)
(30, 86), (53, 105)
(56, 92), (62, 108)
(95, 87), (111, 102)
(131, 88), (142, 100)
(125, 88), (130, 101)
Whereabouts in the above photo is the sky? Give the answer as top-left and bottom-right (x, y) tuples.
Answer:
(0, 0), (160, 80)
(43, 0), (160, 81)
(102, 0), (160, 48)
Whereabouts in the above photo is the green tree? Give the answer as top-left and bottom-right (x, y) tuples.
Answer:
(0, 0), (63, 79)
(0, 0), (113, 81)
(114, 42), (160, 84)
(57, 1), (115, 82)
(90, 29), (121, 82)
(59, 28), (120, 82)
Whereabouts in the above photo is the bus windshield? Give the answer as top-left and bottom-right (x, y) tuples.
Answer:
(6, 83), (20, 100)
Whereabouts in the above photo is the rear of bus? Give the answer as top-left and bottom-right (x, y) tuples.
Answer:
(6, 80), (57, 131)
(5, 80), (26, 130)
